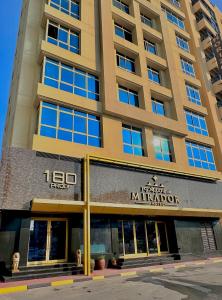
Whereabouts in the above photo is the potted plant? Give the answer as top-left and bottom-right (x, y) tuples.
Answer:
(90, 258), (95, 272)
(96, 255), (106, 270)
(111, 256), (117, 266)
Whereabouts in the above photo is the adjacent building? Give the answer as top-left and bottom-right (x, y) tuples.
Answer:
(1, 0), (222, 279)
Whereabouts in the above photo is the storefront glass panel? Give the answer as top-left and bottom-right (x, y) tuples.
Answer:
(28, 220), (47, 262)
(146, 221), (158, 254)
(157, 222), (168, 252)
(123, 220), (135, 255)
(118, 221), (124, 255)
(135, 221), (147, 254)
(49, 221), (67, 260)
(117, 219), (169, 257)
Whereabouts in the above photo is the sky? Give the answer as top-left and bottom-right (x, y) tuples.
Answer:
(0, 0), (222, 153)
(0, 0), (23, 152)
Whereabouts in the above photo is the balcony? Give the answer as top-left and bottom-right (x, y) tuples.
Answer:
(201, 36), (212, 50)
(197, 18), (217, 36)
(170, 0), (181, 9)
(145, 51), (168, 70)
(207, 57), (218, 72)
(217, 101), (222, 120)
(142, 24), (163, 43)
(193, 1), (212, 20)
(213, 79), (222, 95)
(161, 0), (185, 19)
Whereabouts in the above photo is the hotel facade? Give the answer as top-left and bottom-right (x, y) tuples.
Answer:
(1, 0), (222, 280)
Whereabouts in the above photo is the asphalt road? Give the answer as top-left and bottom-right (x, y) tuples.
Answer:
(1, 263), (222, 300)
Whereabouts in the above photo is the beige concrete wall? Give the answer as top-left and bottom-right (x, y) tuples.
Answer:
(4, 0), (222, 180)
(3, 0), (44, 149)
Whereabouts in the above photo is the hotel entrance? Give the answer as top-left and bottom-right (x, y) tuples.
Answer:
(27, 218), (68, 265)
(118, 220), (169, 257)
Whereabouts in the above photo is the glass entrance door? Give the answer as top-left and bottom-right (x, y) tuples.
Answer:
(28, 219), (67, 265)
(157, 222), (169, 253)
(135, 220), (147, 254)
(146, 221), (158, 255)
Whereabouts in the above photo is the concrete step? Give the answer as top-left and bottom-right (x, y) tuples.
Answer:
(0, 264), (83, 282)
(116, 255), (176, 269)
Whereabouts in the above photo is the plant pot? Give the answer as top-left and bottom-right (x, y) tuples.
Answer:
(111, 258), (117, 266)
(90, 259), (95, 272)
(96, 257), (106, 270)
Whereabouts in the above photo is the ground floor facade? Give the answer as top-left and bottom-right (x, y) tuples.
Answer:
(1, 147), (222, 278)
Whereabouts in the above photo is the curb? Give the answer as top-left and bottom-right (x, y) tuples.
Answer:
(0, 257), (222, 295)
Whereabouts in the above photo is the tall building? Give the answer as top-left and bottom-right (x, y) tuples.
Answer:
(1, 0), (222, 280)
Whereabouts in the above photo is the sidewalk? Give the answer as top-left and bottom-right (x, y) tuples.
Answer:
(1, 256), (222, 295)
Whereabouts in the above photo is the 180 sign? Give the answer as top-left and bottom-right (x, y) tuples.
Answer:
(44, 170), (77, 190)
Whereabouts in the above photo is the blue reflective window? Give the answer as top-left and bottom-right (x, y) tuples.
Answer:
(59, 112), (73, 130)
(39, 102), (101, 147)
(88, 119), (100, 136)
(162, 6), (185, 30)
(75, 71), (86, 89)
(176, 35), (189, 52)
(47, 21), (80, 54)
(74, 133), (87, 144)
(118, 86), (139, 107)
(50, 0), (80, 20)
(152, 99), (165, 116)
(144, 40), (157, 55)
(41, 107), (57, 126)
(61, 67), (73, 84)
(74, 116), (86, 133)
(40, 126), (57, 138)
(58, 130), (72, 141)
(43, 58), (99, 101)
(113, 0), (129, 14)
(88, 76), (99, 92)
(114, 24), (132, 42)
(71, 0), (80, 18)
(122, 124), (144, 156)
(185, 110), (209, 136)
(141, 14), (153, 27)
(186, 84), (201, 106)
(117, 53), (135, 73)
(148, 67), (160, 84)
(181, 58), (195, 77)
(153, 135), (173, 162)
(186, 141), (216, 170)
(45, 59), (59, 80)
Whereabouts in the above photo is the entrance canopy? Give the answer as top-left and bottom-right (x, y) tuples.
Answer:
(31, 199), (222, 218)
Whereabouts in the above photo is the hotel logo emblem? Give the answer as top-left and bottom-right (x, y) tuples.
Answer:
(131, 176), (180, 206)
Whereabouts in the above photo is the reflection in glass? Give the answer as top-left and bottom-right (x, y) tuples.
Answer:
(135, 221), (147, 253)
(157, 223), (168, 252)
(146, 221), (158, 254)
(123, 220), (135, 254)
(118, 221), (124, 255)
(50, 221), (66, 260)
(28, 220), (47, 262)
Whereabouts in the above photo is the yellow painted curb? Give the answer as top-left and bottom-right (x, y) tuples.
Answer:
(51, 279), (73, 287)
(195, 262), (206, 265)
(0, 285), (27, 295)
(92, 276), (105, 280)
(121, 271), (137, 277)
(174, 264), (186, 269)
(149, 268), (164, 273)
(212, 259), (222, 263)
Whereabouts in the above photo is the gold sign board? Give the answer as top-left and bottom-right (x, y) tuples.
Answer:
(131, 176), (181, 206)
